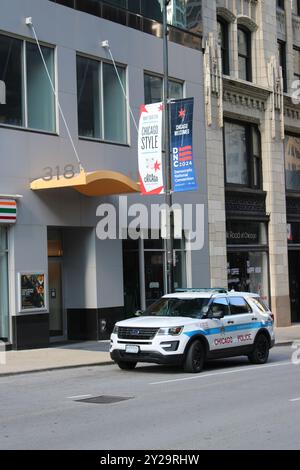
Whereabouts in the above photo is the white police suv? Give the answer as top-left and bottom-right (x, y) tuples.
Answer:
(110, 289), (275, 373)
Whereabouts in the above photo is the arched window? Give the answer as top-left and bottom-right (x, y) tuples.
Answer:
(217, 17), (230, 75)
(238, 26), (252, 82)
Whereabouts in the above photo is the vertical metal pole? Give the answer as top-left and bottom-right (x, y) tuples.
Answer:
(163, 1), (174, 294)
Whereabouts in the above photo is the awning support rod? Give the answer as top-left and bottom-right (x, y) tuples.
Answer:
(101, 40), (139, 133)
(25, 17), (84, 172)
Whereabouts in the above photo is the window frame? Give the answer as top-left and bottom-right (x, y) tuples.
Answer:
(284, 131), (300, 194)
(293, 46), (300, 81)
(217, 16), (230, 76)
(223, 119), (262, 190)
(0, 31), (57, 135)
(278, 40), (287, 93)
(143, 70), (185, 104)
(237, 25), (252, 82)
(228, 296), (253, 315)
(76, 52), (129, 145)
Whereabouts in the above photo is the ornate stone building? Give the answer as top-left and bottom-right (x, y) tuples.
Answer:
(203, 0), (300, 326)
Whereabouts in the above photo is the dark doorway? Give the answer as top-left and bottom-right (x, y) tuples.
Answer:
(288, 251), (300, 323)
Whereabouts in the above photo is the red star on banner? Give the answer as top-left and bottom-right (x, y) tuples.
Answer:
(154, 160), (161, 172)
(140, 104), (148, 114)
(158, 104), (164, 112)
(178, 108), (186, 119)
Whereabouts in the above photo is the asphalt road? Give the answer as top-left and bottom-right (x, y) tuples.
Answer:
(0, 345), (299, 450)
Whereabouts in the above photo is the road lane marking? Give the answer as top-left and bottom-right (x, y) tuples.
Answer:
(150, 361), (292, 385)
(289, 397), (300, 402)
(67, 394), (92, 399)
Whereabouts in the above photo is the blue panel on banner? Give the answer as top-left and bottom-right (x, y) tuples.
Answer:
(170, 98), (198, 193)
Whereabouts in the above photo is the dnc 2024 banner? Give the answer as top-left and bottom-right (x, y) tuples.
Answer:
(170, 98), (198, 193)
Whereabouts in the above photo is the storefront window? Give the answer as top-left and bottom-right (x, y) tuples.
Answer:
(123, 234), (187, 312)
(0, 226), (9, 340)
(227, 221), (269, 304)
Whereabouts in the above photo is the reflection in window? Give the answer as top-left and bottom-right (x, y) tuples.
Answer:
(0, 34), (56, 131)
(224, 122), (248, 185)
(285, 134), (300, 191)
(77, 56), (127, 144)
(224, 121), (262, 189)
(26, 43), (55, 132)
(144, 73), (183, 104)
(77, 56), (101, 139)
(103, 63), (127, 143)
(238, 27), (251, 81)
(218, 18), (229, 75)
(0, 35), (23, 126)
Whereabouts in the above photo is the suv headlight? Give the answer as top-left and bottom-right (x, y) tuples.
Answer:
(157, 326), (183, 336)
(112, 325), (119, 335)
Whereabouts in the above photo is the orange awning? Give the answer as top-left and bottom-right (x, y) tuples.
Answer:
(30, 169), (140, 197)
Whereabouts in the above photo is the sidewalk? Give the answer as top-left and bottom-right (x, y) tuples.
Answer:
(0, 326), (300, 378)
(0, 341), (112, 377)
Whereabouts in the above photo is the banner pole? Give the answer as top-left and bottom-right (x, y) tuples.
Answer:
(163, 1), (174, 294)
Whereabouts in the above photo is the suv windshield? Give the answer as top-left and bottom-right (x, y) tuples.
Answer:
(143, 298), (210, 319)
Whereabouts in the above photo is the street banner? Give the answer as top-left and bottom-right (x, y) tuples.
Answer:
(170, 98), (198, 193)
(138, 102), (164, 195)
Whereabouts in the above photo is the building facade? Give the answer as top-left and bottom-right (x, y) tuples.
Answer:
(0, 0), (208, 349)
(1, 0), (299, 351)
(203, 0), (300, 327)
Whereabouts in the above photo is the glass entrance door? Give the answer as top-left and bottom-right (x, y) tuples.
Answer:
(48, 258), (64, 339)
(145, 251), (165, 308)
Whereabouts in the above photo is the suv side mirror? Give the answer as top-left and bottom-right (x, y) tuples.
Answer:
(134, 310), (144, 317)
(212, 310), (224, 320)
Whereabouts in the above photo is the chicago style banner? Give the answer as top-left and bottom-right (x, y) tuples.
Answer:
(170, 98), (198, 193)
(138, 102), (164, 195)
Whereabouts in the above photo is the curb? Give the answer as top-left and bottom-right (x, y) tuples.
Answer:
(0, 343), (296, 378)
(0, 360), (114, 378)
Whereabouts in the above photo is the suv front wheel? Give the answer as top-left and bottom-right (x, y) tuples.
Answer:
(184, 340), (205, 373)
(117, 361), (137, 370)
(248, 334), (270, 364)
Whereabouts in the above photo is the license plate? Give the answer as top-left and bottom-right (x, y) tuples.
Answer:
(125, 345), (139, 354)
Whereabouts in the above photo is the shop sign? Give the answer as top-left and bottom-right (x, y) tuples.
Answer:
(227, 222), (260, 245)
(0, 199), (17, 224)
(18, 273), (48, 313)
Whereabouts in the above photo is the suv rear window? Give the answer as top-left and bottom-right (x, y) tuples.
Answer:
(250, 297), (269, 312)
(228, 297), (252, 315)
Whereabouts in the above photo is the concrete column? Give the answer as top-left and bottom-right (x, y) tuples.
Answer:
(261, 105), (291, 326)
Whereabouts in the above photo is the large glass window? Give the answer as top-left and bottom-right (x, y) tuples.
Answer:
(238, 26), (251, 82)
(278, 41), (287, 92)
(77, 56), (101, 139)
(224, 122), (248, 186)
(217, 18), (229, 75)
(224, 121), (262, 189)
(293, 47), (300, 80)
(144, 73), (183, 104)
(26, 42), (56, 132)
(0, 227), (9, 340)
(0, 35), (23, 126)
(77, 56), (127, 144)
(285, 134), (300, 191)
(0, 34), (55, 132)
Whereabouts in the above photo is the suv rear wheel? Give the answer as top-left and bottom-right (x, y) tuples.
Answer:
(117, 361), (137, 370)
(248, 334), (269, 364)
(184, 340), (205, 373)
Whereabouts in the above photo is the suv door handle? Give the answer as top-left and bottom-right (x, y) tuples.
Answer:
(252, 317), (258, 321)
(227, 321), (235, 324)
